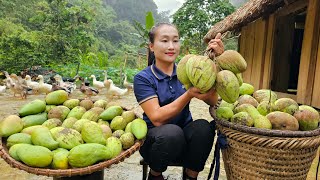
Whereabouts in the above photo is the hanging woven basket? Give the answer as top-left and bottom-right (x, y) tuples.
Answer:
(209, 106), (320, 180)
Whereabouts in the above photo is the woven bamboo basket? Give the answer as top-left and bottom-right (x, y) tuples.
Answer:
(0, 105), (144, 177)
(0, 138), (143, 177)
(209, 106), (320, 180)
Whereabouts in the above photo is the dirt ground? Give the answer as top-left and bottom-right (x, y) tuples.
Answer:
(0, 89), (318, 180)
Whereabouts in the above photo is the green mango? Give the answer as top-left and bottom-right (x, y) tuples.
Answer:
(99, 106), (123, 121)
(31, 126), (59, 150)
(45, 105), (56, 113)
(19, 99), (46, 117)
(45, 90), (69, 105)
(54, 128), (83, 150)
(22, 112), (48, 128)
(67, 106), (86, 120)
(81, 121), (106, 145)
(93, 99), (108, 109)
(120, 132), (135, 149)
(72, 119), (90, 132)
(9, 144), (30, 161)
(105, 137), (122, 159)
(47, 106), (70, 121)
(125, 122), (132, 133)
(110, 116), (126, 131)
(131, 118), (147, 140)
(21, 125), (43, 135)
(68, 143), (109, 167)
(0, 115), (23, 137)
(121, 111), (136, 124)
(17, 144), (53, 167)
(52, 148), (69, 169)
(62, 117), (78, 128)
(42, 118), (62, 129)
(81, 107), (104, 122)
(7, 133), (32, 147)
(63, 99), (80, 109)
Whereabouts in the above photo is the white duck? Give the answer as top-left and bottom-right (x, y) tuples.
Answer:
(105, 79), (128, 99)
(37, 75), (52, 94)
(25, 75), (40, 94)
(0, 85), (6, 94)
(103, 70), (110, 88)
(123, 73), (133, 89)
(90, 74), (104, 90)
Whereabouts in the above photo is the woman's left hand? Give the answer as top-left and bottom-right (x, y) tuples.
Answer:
(207, 33), (224, 56)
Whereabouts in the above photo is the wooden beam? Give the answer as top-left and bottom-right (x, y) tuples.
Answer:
(250, 18), (267, 90)
(311, 30), (320, 108)
(244, 22), (256, 85)
(297, 0), (320, 104)
(262, 14), (275, 89)
(276, 0), (308, 17)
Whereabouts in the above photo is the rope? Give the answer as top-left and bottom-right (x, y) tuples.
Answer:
(316, 151), (320, 180)
(207, 129), (228, 180)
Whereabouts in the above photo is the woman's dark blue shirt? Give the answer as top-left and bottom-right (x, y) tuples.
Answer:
(133, 64), (192, 129)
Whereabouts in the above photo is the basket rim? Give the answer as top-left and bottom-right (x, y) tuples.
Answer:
(209, 106), (320, 137)
(0, 137), (144, 177)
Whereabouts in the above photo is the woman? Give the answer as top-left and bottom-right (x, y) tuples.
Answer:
(133, 23), (224, 180)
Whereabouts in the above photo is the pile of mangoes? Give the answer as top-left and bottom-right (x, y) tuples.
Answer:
(212, 84), (320, 131)
(0, 90), (147, 168)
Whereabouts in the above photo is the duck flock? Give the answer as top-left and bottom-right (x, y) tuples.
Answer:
(0, 70), (133, 100)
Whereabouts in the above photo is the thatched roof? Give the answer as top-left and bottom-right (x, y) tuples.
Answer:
(204, 0), (297, 43)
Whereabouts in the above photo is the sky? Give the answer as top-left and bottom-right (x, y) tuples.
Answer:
(153, 0), (246, 15)
(153, 0), (185, 14)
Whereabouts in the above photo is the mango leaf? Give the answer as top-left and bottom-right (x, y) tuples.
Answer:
(145, 11), (154, 31)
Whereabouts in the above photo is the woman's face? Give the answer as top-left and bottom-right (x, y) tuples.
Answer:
(150, 25), (180, 64)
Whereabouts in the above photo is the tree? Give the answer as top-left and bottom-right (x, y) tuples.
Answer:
(172, 0), (235, 54)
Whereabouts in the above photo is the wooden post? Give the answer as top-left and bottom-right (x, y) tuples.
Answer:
(297, 0), (320, 105)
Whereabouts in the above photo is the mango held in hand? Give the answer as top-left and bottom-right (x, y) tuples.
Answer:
(177, 54), (195, 90)
(0, 115), (23, 137)
(19, 99), (46, 117)
(186, 56), (217, 93)
(45, 90), (69, 105)
(215, 70), (239, 103)
(216, 50), (247, 74)
(131, 118), (147, 140)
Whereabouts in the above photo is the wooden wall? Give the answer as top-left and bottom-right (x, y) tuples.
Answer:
(297, 0), (320, 107)
(239, 0), (320, 108)
(239, 18), (269, 91)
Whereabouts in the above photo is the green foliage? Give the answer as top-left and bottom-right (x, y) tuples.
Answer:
(172, 0), (235, 54)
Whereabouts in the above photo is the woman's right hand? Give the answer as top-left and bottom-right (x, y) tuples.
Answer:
(187, 87), (218, 107)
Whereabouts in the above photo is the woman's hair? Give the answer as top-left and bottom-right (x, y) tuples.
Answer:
(147, 23), (178, 66)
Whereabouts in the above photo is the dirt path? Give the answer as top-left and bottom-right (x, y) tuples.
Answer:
(0, 89), (227, 180)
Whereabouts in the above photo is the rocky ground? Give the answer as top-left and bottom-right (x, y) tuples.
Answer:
(0, 89), (318, 180)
